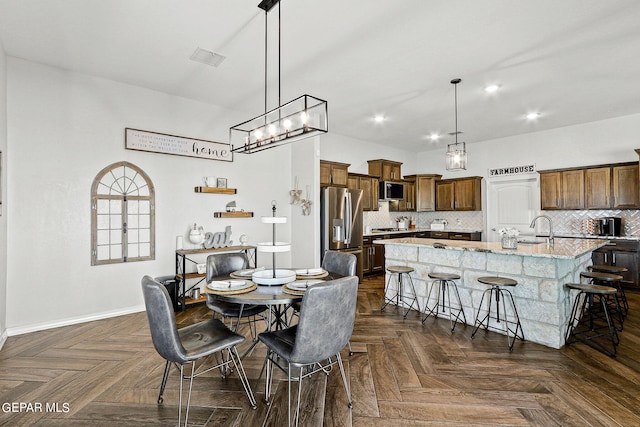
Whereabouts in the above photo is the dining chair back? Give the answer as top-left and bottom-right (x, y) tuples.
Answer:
(141, 275), (256, 426)
(206, 252), (250, 278)
(259, 275), (358, 426)
(321, 250), (357, 277)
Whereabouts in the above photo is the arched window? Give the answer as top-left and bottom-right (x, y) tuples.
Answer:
(91, 161), (155, 265)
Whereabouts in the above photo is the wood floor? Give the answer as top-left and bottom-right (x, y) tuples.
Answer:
(1, 276), (640, 426)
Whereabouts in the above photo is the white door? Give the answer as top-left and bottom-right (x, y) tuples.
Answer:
(486, 176), (540, 242)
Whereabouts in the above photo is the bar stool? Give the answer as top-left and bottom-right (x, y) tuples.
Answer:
(422, 272), (467, 332)
(565, 282), (620, 357)
(587, 265), (629, 315)
(471, 276), (524, 351)
(381, 265), (419, 318)
(580, 271), (625, 330)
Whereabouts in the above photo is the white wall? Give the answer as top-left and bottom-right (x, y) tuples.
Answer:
(0, 40), (8, 346)
(417, 114), (640, 177)
(5, 59), (296, 334)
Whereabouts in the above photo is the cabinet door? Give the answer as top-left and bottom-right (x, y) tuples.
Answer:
(435, 181), (455, 211)
(347, 175), (359, 191)
(360, 177), (373, 211)
(331, 164), (349, 187)
(585, 167), (611, 209)
(612, 250), (638, 287)
(362, 245), (372, 273)
(416, 176), (437, 211)
(454, 178), (480, 210)
(561, 169), (585, 209)
(540, 172), (562, 210)
(612, 164), (639, 208)
(320, 162), (332, 186)
(372, 244), (385, 272)
(402, 182), (415, 211)
(592, 249), (607, 266)
(390, 164), (401, 180)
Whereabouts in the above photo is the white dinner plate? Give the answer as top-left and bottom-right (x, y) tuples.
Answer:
(207, 280), (250, 291)
(295, 268), (325, 276)
(288, 280), (323, 291)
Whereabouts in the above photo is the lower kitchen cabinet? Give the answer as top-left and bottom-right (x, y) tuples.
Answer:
(592, 239), (639, 289)
(363, 236), (385, 275)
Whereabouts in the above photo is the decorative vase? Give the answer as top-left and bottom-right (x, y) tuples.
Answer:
(501, 235), (518, 249)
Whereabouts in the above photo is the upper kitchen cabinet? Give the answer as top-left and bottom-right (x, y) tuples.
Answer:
(320, 160), (350, 187)
(539, 162), (639, 210)
(347, 173), (379, 211)
(404, 174), (442, 212)
(435, 177), (482, 211)
(612, 164), (639, 208)
(585, 167), (611, 209)
(367, 159), (402, 181)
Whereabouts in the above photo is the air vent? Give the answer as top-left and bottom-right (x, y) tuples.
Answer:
(189, 47), (226, 67)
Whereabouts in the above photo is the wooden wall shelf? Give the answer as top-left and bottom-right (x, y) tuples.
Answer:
(195, 186), (237, 194)
(213, 211), (254, 218)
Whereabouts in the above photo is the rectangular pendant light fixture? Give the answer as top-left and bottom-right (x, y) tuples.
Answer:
(230, 94), (327, 154)
(446, 141), (467, 171)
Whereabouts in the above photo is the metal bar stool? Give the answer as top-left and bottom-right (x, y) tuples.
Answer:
(471, 276), (524, 351)
(565, 282), (620, 357)
(587, 265), (629, 315)
(580, 271), (625, 330)
(422, 272), (467, 332)
(381, 265), (419, 318)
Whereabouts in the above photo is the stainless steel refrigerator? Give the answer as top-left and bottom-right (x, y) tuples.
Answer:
(321, 186), (364, 280)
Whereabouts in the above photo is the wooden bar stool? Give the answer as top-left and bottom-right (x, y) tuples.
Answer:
(587, 265), (629, 315)
(471, 276), (524, 351)
(381, 265), (420, 319)
(580, 271), (625, 330)
(565, 282), (621, 357)
(422, 272), (467, 332)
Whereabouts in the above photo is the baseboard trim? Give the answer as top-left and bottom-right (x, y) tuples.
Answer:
(6, 304), (146, 337)
(0, 329), (7, 350)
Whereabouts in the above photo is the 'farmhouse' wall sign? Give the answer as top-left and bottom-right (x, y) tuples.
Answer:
(125, 128), (233, 162)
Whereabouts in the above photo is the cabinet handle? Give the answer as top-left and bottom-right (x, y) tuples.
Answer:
(613, 253), (616, 264)
(604, 253), (608, 263)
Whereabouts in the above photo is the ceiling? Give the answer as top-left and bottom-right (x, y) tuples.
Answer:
(1, 0), (639, 153)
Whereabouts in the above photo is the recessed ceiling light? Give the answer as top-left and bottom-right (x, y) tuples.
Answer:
(526, 112), (541, 120)
(429, 133), (440, 141)
(484, 84), (500, 93)
(190, 47), (226, 67)
(374, 115), (385, 123)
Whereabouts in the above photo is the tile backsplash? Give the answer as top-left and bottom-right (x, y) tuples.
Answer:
(363, 201), (640, 238)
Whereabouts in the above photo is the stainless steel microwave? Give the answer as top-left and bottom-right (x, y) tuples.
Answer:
(379, 181), (404, 200)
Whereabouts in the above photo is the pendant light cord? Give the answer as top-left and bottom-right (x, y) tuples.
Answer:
(454, 81), (458, 145)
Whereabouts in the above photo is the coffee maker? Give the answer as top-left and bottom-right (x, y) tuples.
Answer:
(599, 217), (623, 236)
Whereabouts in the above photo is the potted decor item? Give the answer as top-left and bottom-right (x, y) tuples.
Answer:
(499, 228), (519, 249)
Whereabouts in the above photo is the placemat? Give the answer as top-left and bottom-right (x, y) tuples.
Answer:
(204, 282), (257, 295)
(295, 270), (329, 279)
(282, 284), (306, 296)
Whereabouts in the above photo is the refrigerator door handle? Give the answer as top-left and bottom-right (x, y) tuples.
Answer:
(344, 191), (352, 244)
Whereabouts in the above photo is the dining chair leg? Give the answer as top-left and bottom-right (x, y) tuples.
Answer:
(294, 366), (304, 427)
(228, 347), (257, 408)
(263, 351), (274, 405)
(157, 360), (171, 404)
(336, 351), (353, 408)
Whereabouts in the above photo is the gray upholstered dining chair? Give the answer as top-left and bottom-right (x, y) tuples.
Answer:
(141, 275), (256, 427)
(322, 250), (357, 277)
(205, 252), (268, 338)
(259, 275), (359, 427)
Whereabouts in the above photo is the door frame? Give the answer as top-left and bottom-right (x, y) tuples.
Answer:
(485, 174), (540, 242)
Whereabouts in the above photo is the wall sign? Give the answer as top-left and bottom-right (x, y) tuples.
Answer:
(489, 164), (536, 177)
(125, 128), (233, 162)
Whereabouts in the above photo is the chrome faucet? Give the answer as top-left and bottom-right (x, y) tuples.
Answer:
(530, 215), (554, 245)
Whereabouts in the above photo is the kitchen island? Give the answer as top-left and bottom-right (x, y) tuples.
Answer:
(376, 237), (609, 348)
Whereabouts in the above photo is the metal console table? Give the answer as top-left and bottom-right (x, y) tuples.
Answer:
(175, 245), (257, 311)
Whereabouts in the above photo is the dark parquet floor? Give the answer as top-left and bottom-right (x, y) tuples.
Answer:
(1, 276), (640, 426)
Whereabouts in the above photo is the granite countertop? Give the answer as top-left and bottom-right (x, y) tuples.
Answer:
(365, 228), (482, 237)
(375, 236), (609, 259)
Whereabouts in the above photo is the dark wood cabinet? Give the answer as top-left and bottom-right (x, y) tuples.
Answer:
(363, 235), (385, 275)
(347, 173), (378, 211)
(320, 160), (350, 187)
(612, 164), (639, 208)
(592, 240), (639, 289)
(399, 181), (415, 211)
(367, 159), (402, 181)
(435, 177), (482, 211)
(404, 174), (441, 212)
(585, 167), (611, 209)
(539, 162), (639, 210)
